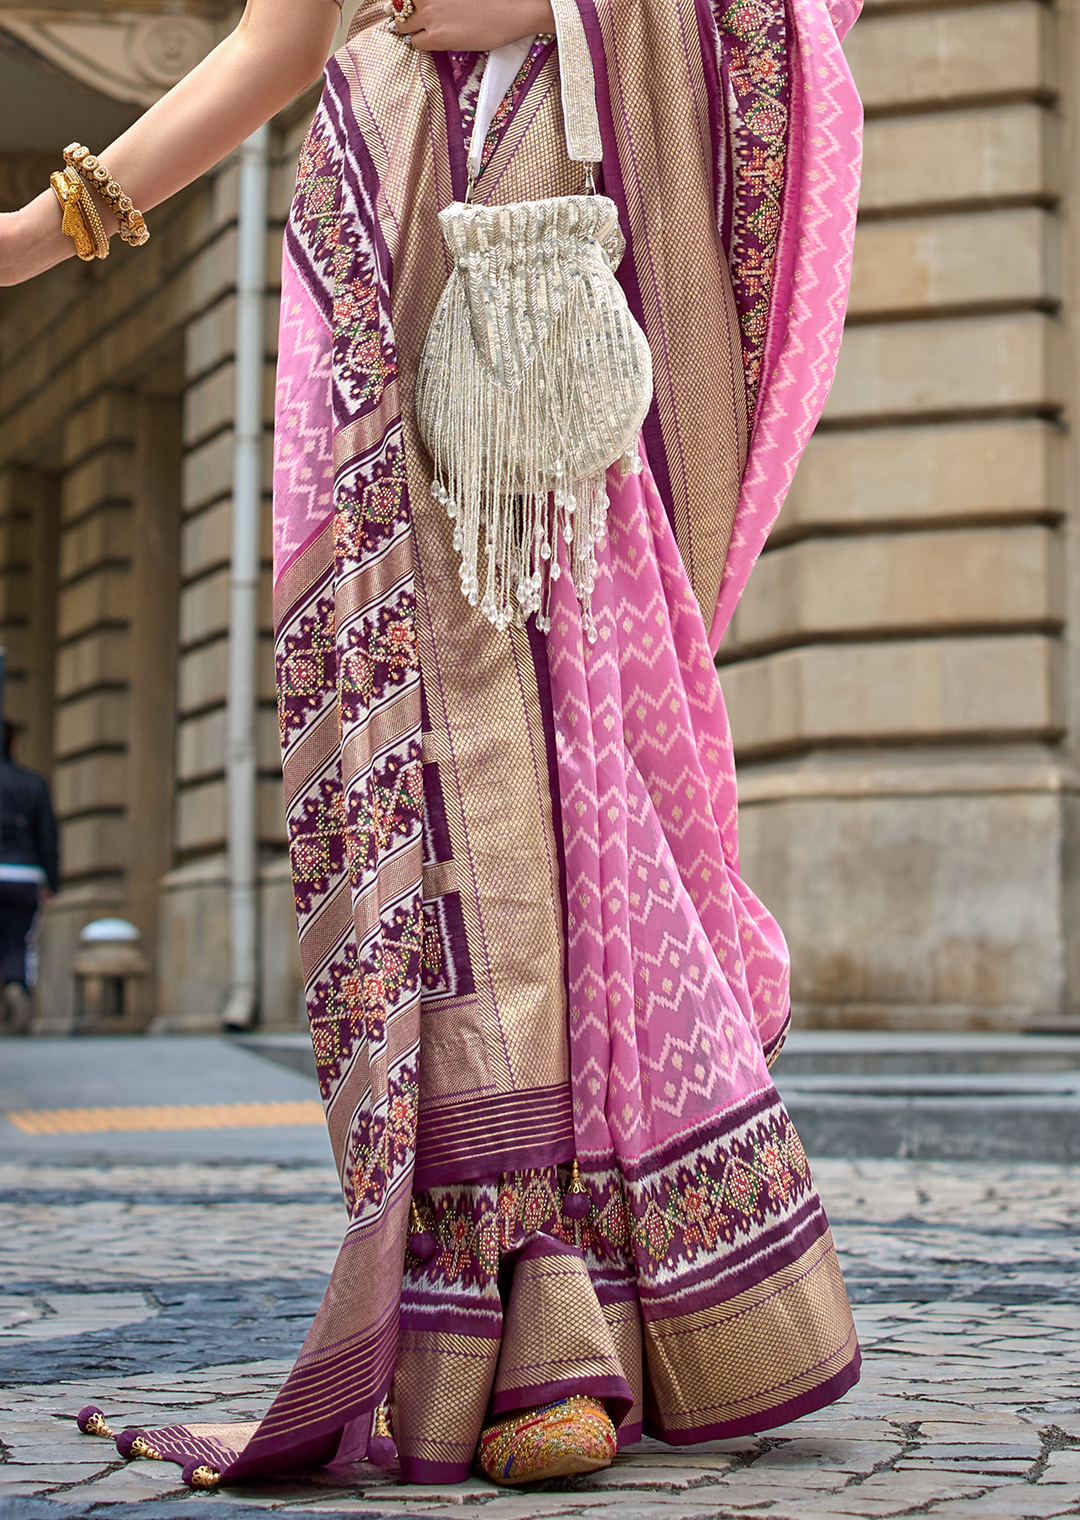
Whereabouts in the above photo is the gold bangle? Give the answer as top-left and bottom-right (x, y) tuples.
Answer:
(64, 167), (109, 259)
(63, 143), (150, 249)
(49, 170), (96, 262)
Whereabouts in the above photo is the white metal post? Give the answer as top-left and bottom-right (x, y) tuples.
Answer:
(223, 124), (269, 1032)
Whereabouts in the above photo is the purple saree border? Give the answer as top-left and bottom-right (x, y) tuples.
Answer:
(415, 1083), (575, 1188)
(645, 1340), (861, 1446)
(433, 51), (470, 202)
(693, 0), (728, 235)
(489, 1373), (635, 1424)
(635, 1198), (834, 1320)
(615, 1084), (778, 1184)
(574, 0), (677, 528)
(525, 614), (571, 1017)
(434, 42), (555, 206)
(758, 0), (805, 405)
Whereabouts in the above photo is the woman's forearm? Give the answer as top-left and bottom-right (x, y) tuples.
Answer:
(0, 0), (559, 286)
(0, 0), (338, 285)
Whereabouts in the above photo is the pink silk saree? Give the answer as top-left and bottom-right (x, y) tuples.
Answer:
(81, 0), (864, 1488)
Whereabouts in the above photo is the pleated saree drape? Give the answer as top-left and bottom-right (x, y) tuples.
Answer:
(80, 0), (865, 1486)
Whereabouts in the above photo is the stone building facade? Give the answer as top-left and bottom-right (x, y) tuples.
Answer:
(0, 0), (1076, 1032)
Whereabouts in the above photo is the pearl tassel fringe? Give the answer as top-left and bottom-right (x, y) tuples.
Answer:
(416, 195), (652, 641)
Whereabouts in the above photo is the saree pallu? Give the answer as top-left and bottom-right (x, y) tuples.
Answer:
(87, 0), (864, 1487)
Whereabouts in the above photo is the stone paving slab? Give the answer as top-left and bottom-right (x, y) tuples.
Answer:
(2, 1155), (1079, 1518)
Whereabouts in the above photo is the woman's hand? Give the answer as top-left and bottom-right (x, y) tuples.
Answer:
(395, 0), (556, 51)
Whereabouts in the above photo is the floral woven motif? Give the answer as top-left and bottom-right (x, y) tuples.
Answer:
(714, 0), (791, 414)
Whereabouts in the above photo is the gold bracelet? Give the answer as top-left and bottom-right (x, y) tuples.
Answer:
(49, 170), (96, 262)
(63, 144), (150, 249)
(65, 166), (109, 259)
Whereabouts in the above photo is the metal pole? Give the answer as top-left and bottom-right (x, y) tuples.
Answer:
(222, 124), (269, 1032)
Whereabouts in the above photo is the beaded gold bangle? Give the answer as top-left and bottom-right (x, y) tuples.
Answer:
(62, 144), (150, 249)
(49, 170), (96, 262)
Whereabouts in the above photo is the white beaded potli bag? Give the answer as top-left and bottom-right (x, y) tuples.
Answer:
(415, 1), (653, 641)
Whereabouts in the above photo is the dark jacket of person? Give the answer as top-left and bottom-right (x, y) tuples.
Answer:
(0, 757), (59, 894)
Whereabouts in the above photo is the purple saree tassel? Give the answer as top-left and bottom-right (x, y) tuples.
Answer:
(76, 1406), (114, 1439)
(408, 1200), (438, 1261)
(561, 1160), (592, 1221)
(115, 1427), (162, 1460)
(367, 1404), (398, 1469)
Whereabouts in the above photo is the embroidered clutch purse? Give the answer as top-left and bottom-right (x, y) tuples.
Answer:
(414, 3), (653, 641)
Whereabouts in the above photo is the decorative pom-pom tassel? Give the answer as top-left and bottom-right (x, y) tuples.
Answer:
(117, 1428), (161, 1460)
(408, 1200), (437, 1261)
(77, 1406), (114, 1439)
(182, 1460), (221, 1489)
(562, 1159), (591, 1221)
(367, 1402), (398, 1469)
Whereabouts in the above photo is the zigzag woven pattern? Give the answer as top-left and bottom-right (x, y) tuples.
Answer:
(709, 0), (863, 647)
(548, 449), (790, 1162)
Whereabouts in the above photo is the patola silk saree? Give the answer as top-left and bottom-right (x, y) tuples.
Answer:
(83, 0), (864, 1487)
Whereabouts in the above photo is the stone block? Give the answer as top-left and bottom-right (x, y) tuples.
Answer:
(60, 447), (135, 524)
(180, 567), (230, 645)
(62, 392), (137, 469)
(183, 360), (277, 449)
(737, 747), (1074, 1026)
(56, 628), (131, 699)
(59, 501), (134, 583)
(59, 812), (126, 878)
(180, 566), (273, 648)
(726, 525), (1062, 655)
(860, 104), (1058, 212)
(182, 428), (275, 513)
(52, 751), (128, 815)
(54, 689), (128, 758)
(178, 638), (227, 712)
(182, 495), (276, 581)
(175, 776), (226, 854)
(259, 855), (306, 1028)
(1041, 1450), (1080, 1482)
(178, 637), (277, 715)
(175, 774), (283, 854)
(177, 709), (277, 785)
(185, 294), (280, 383)
(187, 224), (240, 321)
(57, 565), (132, 642)
(776, 419), (1062, 537)
(182, 430), (233, 514)
(260, 775), (288, 845)
(154, 855), (230, 1031)
(824, 312), (1063, 422)
(849, 208), (1059, 318)
(176, 707), (225, 782)
(844, 2), (1053, 111)
(181, 497), (232, 579)
(722, 634), (1062, 757)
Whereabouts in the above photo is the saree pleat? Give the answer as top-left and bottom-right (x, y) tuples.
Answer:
(80, 0), (865, 1485)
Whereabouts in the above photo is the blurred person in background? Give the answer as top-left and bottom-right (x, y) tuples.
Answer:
(0, 719), (58, 1035)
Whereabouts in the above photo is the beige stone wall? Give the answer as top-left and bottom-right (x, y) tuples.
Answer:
(723, 0), (1080, 1028)
(5, 0), (1080, 1033)
(0, 93), (315, 1030)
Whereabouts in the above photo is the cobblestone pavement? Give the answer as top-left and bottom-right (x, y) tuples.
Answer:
(1, 1152), (1078, 1519)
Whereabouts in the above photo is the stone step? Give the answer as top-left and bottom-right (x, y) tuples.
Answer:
(239, 1031), (1080, 1161)
(773, 1031), (1080, 1162)
(775, 1029), (1080, 1074)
